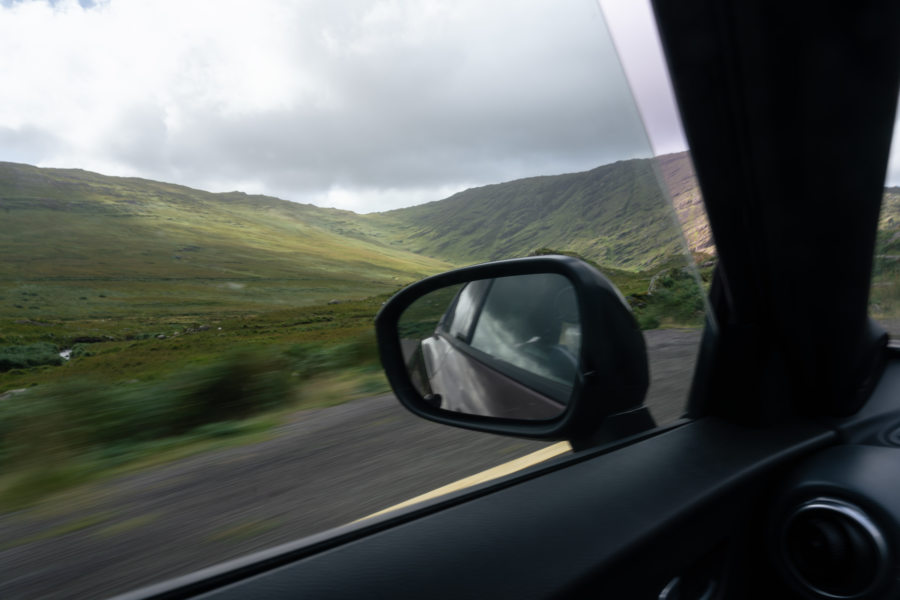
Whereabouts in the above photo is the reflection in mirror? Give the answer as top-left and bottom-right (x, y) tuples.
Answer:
(398, 273), (580, 421)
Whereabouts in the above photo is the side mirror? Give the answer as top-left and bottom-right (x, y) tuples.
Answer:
(375, 255), (653, 449)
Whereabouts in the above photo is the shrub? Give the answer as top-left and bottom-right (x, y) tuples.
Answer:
(162, 349), (292, 430)
(0, 342), (62, 372)
(636, 314), (661, 330)
(70, 343), (95, 359)
(0, 348), (293, 470)
(632, 268), (705, 329)
(284, 331), (380, 377)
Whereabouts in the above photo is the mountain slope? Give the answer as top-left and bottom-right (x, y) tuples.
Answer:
(0, 163), (453, 318)
(369, 152), (708, 271)
(0, 154), (716, 321)
(654, 152), (712, 257)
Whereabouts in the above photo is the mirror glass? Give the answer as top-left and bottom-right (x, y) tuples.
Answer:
(398, 273), (580, 420)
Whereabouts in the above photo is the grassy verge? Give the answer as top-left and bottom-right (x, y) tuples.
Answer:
(0, 297), (392, 511)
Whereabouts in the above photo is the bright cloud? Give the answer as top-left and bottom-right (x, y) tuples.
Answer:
(0, 0), (686, 211)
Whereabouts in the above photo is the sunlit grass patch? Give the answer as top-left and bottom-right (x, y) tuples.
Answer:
(0, 462), (98, 512)
(0, 417), (279, 513)
(296, 368), (391, 411)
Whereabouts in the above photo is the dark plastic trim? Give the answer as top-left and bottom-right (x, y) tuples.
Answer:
(119, 418), (833, 600)
(770, 444), (900, 600)
(781, 497), (889, 599)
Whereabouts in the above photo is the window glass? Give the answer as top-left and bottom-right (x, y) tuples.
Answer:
(873, 106), (900, 337)
(0, 1), (704, 597)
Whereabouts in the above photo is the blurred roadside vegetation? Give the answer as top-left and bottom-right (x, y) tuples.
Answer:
(529, 248), (713, 330)
(0, 296), (388, 509)
(0, 250), (712, 509)
(871, 216), (900, 321)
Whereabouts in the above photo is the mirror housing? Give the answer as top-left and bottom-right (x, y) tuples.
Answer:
(375, 255), (652, 448)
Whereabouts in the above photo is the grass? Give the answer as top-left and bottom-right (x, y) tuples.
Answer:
(0, 463), (100, 513)
(0, 364), (387, 513)
(0, 163), (452, 286)
(0, 294), (395, 510)
(0, 264), (704, 513)
(0, 414), (279, 512)
(0, 341), (63, 371)
(0, 295), (390, 388)
(296, 368), (391, 409)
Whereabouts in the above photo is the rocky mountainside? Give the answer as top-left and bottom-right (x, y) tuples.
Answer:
(1, 153), (714, 283)
(373, 151), (712, 271)
(654, 152), (712, 257)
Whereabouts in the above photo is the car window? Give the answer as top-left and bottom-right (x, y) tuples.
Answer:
(0, 1), (706, 597)
(872, 102), (900, 338)
(444, 280), (491, 342)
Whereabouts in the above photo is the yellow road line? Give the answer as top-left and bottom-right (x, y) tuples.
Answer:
(359, 441), (571, 521)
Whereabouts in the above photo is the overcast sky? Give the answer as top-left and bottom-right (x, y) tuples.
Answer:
(1, 1), (691, 212)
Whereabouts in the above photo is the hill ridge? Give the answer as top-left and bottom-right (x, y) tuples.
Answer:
(1, 154), (715, 280)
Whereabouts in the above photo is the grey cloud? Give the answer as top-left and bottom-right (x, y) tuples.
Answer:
(103, 103), (171, 171)
(156, 12), (650, 207)
(0, 125), (65, 165)
(1, 1), (660, 210)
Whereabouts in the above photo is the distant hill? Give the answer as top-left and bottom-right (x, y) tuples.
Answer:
(0, 162), (453, 318)
(0, 154), (712, 289)
(369, 152), (709, 271)
(0, 154), (718, 321)
(0, 161), (451, 280)
(13, 153), (900, 324)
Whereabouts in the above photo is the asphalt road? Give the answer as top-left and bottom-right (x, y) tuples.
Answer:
(0, 328), (701, 600)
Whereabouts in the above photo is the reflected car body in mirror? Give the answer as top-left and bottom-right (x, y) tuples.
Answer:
(403, 273), (579, 420)
(376, 255), (654, 447)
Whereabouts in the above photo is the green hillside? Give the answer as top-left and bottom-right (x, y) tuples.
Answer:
(368, 157), (688, 271)
(0, 156), (710, 327)
(0, 162), (452, 320)
(0, 156), (718, 345)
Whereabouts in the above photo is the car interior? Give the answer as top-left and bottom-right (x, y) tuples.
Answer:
(117, 2), (900, 599)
